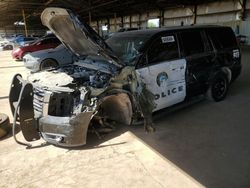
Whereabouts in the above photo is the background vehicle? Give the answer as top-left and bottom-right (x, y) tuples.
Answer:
(14, 36), (38, 46)
(0, 41), (14, 50)
(118, 28), (139, 32)
(23, 44), (75, 72)
(11, 37), (61, 60)
(0, 36), (14, 50)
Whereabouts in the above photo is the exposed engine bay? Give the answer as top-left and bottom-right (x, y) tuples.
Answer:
(27, 57), (121, 121)
(28, 57), (118, 91)
(58, 64), (112, 89)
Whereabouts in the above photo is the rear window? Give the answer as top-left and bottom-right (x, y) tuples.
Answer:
(41, 38), (60, 44)
(24, 38), (35, 41)
(180, 30), (205, 56)
(207, 27), (237, 49)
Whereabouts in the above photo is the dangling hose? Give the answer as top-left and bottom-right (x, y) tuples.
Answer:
(12, 84), (32, 147)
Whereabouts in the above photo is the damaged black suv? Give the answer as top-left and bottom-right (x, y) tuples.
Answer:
(9, 7), (241, 147)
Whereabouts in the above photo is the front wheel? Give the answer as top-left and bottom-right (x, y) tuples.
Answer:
(206, 73), (229, 102)
(40, 59), (58, 70)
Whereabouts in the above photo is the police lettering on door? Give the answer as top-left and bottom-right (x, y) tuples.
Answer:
(154, 71), (184, 100)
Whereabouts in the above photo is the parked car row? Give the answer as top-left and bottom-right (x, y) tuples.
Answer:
(0, 34), (39, 50)
(12, 36), (61, 60)
(15, 36), (38, 46)
(0, 32), (74, 72)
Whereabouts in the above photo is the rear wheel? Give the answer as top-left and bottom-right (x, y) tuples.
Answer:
(4, 45), (13, 50)
(40, 59), (58, 70)
(206, 72), (229, 102)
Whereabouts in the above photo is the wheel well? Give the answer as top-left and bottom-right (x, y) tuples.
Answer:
(221, 67), (232, 83)
(98, 93), (133, 125)
(40, 58), (59, 70)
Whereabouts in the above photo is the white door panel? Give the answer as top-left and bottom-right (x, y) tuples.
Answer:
(136, 58), (187, 111)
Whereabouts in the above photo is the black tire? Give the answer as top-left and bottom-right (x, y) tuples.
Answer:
(3, 45), (13, 50)
(40, 59), (58, 70)
(206, 72), (229, 102)
(0, 113), (10, 139)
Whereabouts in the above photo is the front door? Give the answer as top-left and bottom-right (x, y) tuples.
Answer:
(136, 34), (187, 111)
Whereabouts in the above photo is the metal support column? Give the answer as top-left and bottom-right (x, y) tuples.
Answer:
(129, 15), (132, 28)
(138, 13), (141, 29)
(193, 4), (197, 25)
(239, 0), (247, 21)
(121, 16), (124, 28)
(97, 20), (99, 34)
(88, 0), (92, 25)
(22, 9), (28, 37)
(88, 11), (92, 25)
(114, 13), (117, 31)
(160, 10), (165, 27)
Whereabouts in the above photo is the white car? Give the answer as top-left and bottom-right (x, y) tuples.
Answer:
(23, 44), (74, 72)
(0, 39), (14, 50)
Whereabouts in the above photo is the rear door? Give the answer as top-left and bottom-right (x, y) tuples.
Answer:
(178, 29), (214, 97)
(136, 33), (187, 111)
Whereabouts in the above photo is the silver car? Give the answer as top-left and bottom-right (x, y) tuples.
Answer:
(23, 44), (74, 72)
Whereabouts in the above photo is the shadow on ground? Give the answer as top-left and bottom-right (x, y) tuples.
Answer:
(128, 46), (250, 188)
(6, 47), (250, 187)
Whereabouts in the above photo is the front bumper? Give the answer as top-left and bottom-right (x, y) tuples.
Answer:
(39, 112), (94, 147)
(11, 51), (21, 60)
(9, 74), (94, 147)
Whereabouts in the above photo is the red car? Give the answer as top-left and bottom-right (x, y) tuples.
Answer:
(11, 37), (61, 60)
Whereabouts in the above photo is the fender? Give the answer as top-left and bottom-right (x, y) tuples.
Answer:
(207, 67), (230, 85)
(97, 89), (135, 125)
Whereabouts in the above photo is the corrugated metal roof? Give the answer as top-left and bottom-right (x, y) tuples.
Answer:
(0, 0), (219, 29)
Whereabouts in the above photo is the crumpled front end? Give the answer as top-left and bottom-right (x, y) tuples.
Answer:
(33, 85), (97, 147)
(9, 74), (97, 147)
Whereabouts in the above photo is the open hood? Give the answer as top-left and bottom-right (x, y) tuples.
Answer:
(41, 7), (123, 68)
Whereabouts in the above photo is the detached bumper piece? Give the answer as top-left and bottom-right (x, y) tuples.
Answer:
(9, 74), (40, 146)
(39, 112), (93, 147)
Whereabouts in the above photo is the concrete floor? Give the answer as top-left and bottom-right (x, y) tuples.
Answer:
(0, 47), (250, 188)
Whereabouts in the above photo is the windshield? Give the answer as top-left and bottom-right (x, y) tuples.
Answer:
(29, 38), (41, 45)
(106, 35), (149, 65)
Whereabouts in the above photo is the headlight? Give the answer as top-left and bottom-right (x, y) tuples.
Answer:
(13, 48), (21, 53)
(24, 56), (40, 63)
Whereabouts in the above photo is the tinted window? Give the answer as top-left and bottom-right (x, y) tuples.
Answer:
(180, 30), (205, 56)
(41, 38), (60, 45)
(40, 38), (52, 44)
(51, 38), (60, 43)
(207, 27), (237, 49)
(148, 35), (179, 64)
(24, 38), (35, 41)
